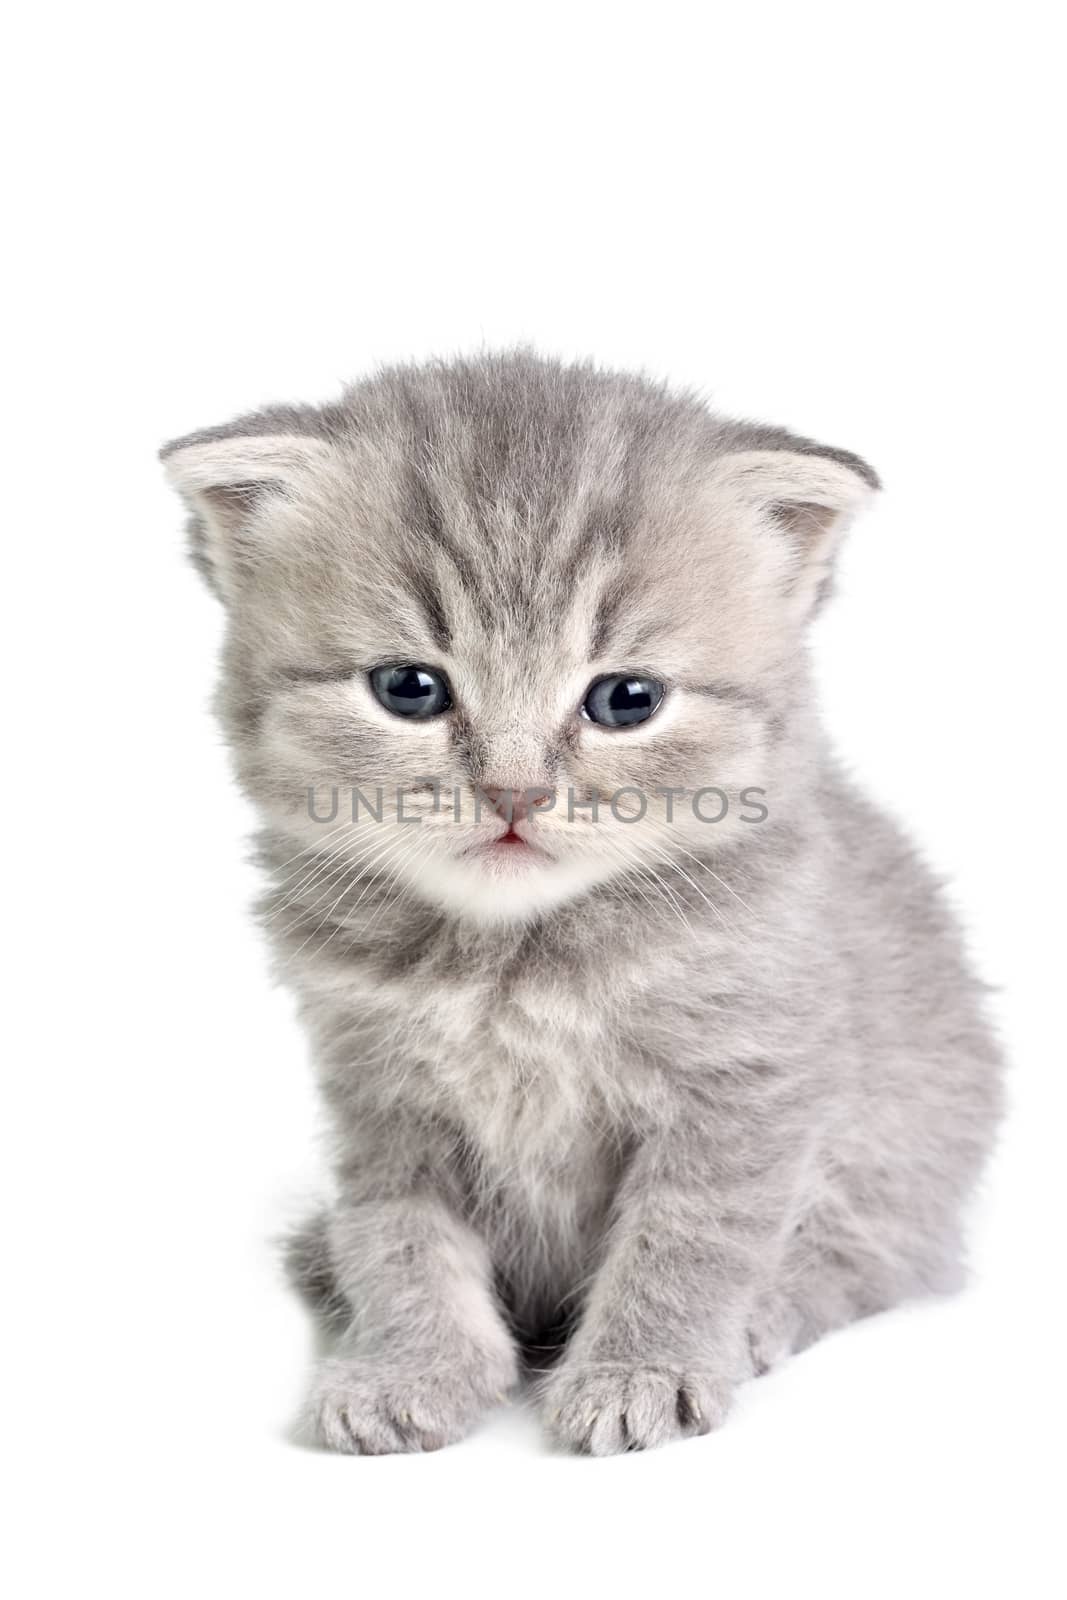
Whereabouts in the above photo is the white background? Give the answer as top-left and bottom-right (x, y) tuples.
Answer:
(5, 4), (1064, 1596)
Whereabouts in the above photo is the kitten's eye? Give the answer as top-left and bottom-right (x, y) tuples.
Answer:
(583, 675), (664, 728)
(370, 664), (452, 718)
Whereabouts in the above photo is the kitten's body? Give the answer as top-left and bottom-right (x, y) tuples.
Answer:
(165, 353), (1001, 1453)
(286, 758), (995, 1354)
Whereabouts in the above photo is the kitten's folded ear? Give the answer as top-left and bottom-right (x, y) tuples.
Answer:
(712, 443), (880, 622)
(160, 432), (334, 602)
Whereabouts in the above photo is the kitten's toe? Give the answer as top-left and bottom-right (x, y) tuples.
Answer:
(309, 1354), (513, 1455)
(542, 1362), (730, 1456)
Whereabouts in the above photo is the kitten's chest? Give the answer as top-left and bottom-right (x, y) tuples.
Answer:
(409, 967), (634, 1297)
(411, 962), (634, 1165)
(314, 924), (679, 1277)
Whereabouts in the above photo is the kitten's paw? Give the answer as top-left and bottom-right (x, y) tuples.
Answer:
(309, 1354), (515, 1455)
(542, 1361), (731, 1456)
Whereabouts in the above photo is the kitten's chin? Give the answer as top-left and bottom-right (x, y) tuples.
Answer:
(401, 848), (620, 924)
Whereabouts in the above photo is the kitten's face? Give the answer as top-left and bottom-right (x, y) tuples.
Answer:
(165, 359), (875, 923)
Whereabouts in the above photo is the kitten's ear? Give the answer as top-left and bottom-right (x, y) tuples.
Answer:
(161, 432), (333, 602)
(712, 446), (879, 622)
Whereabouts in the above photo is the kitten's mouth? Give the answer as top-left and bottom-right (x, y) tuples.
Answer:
(469, 823), (550, 863)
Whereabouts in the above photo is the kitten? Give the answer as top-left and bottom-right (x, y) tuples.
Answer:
(163, 352), (1002, 1455)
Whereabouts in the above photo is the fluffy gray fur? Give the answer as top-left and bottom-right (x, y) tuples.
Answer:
(163, 351), (1001, 1455)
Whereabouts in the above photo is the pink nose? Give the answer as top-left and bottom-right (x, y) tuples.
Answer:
(481, 786), (555, 821)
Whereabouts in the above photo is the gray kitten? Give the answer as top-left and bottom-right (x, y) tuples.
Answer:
(163, 352), (1002, 1455)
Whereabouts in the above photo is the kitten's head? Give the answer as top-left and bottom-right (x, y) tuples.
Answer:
(163, 354), (877, 924)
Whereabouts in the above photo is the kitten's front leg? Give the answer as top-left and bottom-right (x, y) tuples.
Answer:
(543, 1095), (805, 1455)
(310, 1192), (519, 1454)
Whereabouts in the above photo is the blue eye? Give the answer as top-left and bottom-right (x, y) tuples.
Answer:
(370, 664), (452, 718)
(583, 675), (664, 728)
